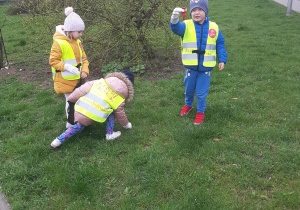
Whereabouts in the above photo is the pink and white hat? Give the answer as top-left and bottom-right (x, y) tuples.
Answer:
(64, 7), (85, 32)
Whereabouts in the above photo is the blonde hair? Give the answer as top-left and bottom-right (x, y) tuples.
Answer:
(65, 31), (75, 40)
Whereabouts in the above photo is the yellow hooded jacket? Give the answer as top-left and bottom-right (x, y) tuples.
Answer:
(49, 25), (89, 94)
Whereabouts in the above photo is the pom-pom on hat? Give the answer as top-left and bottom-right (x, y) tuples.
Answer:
(190, 0), (208, 15)
(64, 7), (85, 32)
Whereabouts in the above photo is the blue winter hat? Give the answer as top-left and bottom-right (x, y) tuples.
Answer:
(121, 70), (134, 86)
(190, 0), (208, 15)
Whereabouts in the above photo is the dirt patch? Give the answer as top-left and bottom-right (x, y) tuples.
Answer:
(0, 66), (53, 88)
(142, 59), (185, 81)
(0, 57), (184, 87)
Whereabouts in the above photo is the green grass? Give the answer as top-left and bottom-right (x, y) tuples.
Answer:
(1, 0), (300, 209)
(0, 5), (52, 69)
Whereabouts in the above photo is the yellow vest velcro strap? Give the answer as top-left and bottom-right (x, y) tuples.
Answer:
(76, 100), (110, 122)
(85, 92), (111, 109)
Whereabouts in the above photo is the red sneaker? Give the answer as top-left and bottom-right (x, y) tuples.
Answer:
(194, 113), (205, 125)
(180, 105), (193, 116)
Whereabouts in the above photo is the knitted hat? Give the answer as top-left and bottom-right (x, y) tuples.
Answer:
(64, 7), (85, 32)
(190, 0), (208, 15)
(121, 70), (134, 86)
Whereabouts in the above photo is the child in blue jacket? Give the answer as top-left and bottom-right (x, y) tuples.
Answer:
(170, 0), (227, 124)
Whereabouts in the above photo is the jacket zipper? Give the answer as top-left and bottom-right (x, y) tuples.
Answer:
(197, 24), (203, 72)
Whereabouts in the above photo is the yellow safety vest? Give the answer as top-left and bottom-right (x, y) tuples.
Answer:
(51, 39), (83, 80)
(74, 79), (125, 123)
(181, 20), (219, 67)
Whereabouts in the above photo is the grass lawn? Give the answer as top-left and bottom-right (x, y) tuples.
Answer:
(0, 0), (300, 209)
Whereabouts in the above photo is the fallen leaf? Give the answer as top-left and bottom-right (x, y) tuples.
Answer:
(232, 98), (238, 100)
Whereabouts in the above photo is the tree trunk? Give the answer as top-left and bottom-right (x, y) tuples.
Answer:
(0, 38), (3, 69)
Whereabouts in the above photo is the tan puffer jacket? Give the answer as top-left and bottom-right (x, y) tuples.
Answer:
(67, 72), (134, 126)
(49, 25), (89, 94)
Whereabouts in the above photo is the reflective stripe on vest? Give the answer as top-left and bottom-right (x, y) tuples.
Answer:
(51, 39), (83, 80)
(181, 20), (219, 67)
(74, 79), (125, 123)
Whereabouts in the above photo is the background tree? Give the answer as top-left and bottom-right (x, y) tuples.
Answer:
(8, 0), (187, 75)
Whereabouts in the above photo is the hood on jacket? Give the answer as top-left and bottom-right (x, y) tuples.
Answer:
(105, 72), (134, 103)
(53, 25), (68, 40)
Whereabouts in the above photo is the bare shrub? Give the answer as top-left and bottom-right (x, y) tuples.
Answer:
(8, 0), (186, 74)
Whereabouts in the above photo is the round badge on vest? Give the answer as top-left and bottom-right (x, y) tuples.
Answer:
(209, 29), (216, 38)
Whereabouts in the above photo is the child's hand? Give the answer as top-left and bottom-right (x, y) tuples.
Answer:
(219, 62), (225, 71)
(172, 8), (185, 19)
(64, 64), (80, 75)
(171, 8), (185, 24)
(81, 72), (87, 79)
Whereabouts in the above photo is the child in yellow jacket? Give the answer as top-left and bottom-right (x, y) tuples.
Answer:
(49, 7), (89, 128)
